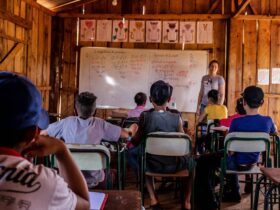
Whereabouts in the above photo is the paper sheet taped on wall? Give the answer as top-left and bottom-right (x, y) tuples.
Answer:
(257, 69), (269, 85)
(272, 68), (280, 84)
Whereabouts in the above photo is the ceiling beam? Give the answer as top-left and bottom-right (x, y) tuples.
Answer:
(51, 0), (99, 13)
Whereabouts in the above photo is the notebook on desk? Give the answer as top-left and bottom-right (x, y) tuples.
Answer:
(89, 192), (108, 210)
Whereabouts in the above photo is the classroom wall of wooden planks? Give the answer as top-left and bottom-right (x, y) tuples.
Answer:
(2, 0), (280, 132)
(0, 0), (53, 110)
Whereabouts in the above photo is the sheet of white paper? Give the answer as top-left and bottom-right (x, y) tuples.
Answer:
(272, 68), (280, 84)
(258, 68), (269, 85)
(89, 192), (107, 210)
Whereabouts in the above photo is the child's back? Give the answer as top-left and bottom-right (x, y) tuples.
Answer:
(204, 104), (227, 120)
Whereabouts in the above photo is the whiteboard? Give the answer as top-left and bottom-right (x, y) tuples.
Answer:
(79, 47), (208, 112)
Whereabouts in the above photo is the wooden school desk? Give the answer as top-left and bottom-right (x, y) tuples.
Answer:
(95, 190), (141, 210)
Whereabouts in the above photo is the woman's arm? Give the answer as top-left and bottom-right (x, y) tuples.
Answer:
(196, 79), (204, 114)
(218, 80), (225, 105)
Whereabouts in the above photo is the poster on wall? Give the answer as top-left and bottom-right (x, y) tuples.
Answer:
(197, 21), (213, 44)
(129, 20), (145, 42)
(112, 20), (128, 42)
(162, 21), (179, 43)
(96, 20), (112, 42)
(257, 68), (269, 85)
(146, 21), (162, 43)
(179, 21), (196, 44)
(80, 19), (96, 41)
(272, 68), (280, 84)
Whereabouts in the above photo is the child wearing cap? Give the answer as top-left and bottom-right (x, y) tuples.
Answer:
(42, 91), (138, 188)
(194, 86), (276, 209)
(0, 72), (89, 210)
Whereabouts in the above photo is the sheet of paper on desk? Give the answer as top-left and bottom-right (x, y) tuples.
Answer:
(89, 192), (108, 210)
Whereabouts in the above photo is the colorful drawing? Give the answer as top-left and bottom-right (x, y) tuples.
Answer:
(179, 21), (195, 44)
(96, 20), (112, 42)
(162, 21), (179, 43)
(80, 19), (96, 41)
(146, 21), (162, 43)
(129, 20), (145, 42)
(197, 21), (213, 44)
(112, 20), (128, 42)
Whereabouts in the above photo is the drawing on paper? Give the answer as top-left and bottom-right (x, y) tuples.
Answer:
(112, 20), (128, 42)
(163, 21), (179, 43)
(179, 21), (195, 44)
(80, 19), (96, 41)
(129, 20), (145, 42)
(96, 20), (112, 42)
(258, 69), (269, 85)
(197, 21), (213, 44)
(146, 21), (162, 43)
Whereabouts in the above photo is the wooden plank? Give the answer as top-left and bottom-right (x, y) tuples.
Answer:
(235, 15), (280, 20)
(213, 21), (226, 77)
(227, 19), (243, 114)
(182, 0), (195, 13)
(51, 0), (99, 13)
(208, 0), (222, 14)
(0, 43), (24, 70)
(159, 0), (169, 13)
(27, 7), (38, 84)
(145, 0), (160, 14)
(249, 0), (260, 14)
(268, 22), (280, 130)
(233, 0), (251, 17)
(270, 21), (280, 94)
(277, 0), (280, 15)
(260, 0), (269, 14)
(0, 9), (32, 29)
(269, 0), (277, 15)
(243, 20), (257, 88)
(196, 0), (210, 13)
(23, 0), (55, 15)
(36, 10), (44, 87)
(58, 13), (230, 20)
(0, 17), (4, 61)
(257, 20), (270, 115)
(257, 20), (270, 93)
(170, 0), (183, 13)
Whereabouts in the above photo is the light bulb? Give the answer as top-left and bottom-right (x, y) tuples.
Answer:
(112, 0), (117, 6)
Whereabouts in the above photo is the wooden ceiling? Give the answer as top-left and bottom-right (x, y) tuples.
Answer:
(36, 0), (99, 12)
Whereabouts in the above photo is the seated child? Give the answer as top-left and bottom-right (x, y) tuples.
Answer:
(195, 86), (276, 209)
(198, 89), (228, 124)
(0, 72), (89, 210)
(127, 92), (147, 118)
(42, 91), (138, 188)
(130, 80), (192, 210)
(220, 97), (246, 128)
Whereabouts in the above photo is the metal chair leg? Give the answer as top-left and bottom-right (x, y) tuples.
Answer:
(264, 184), (277, 210)
(253, 175), (265, 210)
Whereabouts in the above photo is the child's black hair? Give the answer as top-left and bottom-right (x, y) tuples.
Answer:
(134, 92), (147, 106)
(207, 89), (219, 104)
(235, 98), (246, 115)
(75, 92), (97, 118)
(150, 80), (171, 106)
(242, 86), (264, 108)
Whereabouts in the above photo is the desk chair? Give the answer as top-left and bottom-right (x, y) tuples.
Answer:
(219, 132), (271, 209)
(67, 144), (111, 189)
(122, 117), (139, 128)
(140, 132), (195, 206)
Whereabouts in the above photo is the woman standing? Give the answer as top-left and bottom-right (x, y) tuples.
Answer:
(196, 60), (225, 115)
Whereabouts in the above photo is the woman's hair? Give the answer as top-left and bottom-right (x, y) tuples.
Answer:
(207, 89), (219, 104)
(209, 60), (219, 68)
(235, 98), (246, 115)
